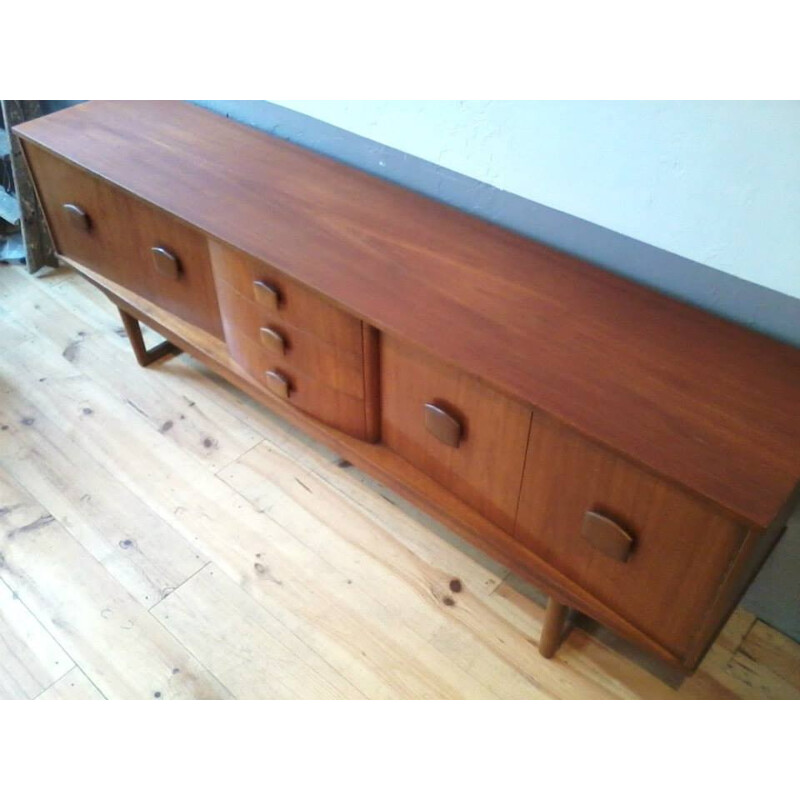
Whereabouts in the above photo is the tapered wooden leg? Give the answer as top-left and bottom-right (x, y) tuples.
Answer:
(539, 597), (569, 658)
(118, 308), (181, 367)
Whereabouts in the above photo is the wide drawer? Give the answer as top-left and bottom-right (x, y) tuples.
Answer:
(209, 240), (363, 353)
(25, 143), (222, 337)
(514, 414), (748, 657)
(215, 278), (365, 398)
(381, 334), (532, 532)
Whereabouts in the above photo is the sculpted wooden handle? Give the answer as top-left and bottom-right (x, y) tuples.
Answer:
(254, 280), (281, 310)
(259, 327), (286, 354)
(151, 246), (181, 280)
(581, 511), (634, 562)
(424, 403), (462, 447)
(63, 203), (90, 231)
(265, 369), (291, 399)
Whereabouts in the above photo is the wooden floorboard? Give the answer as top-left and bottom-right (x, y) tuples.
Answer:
(0, 575), (73, 700)
(37, 666), (106, 700)
(0, 263), (798, 700)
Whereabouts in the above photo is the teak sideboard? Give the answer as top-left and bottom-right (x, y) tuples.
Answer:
(15, 101), (800, 673)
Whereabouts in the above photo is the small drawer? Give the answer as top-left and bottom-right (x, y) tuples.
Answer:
(215, 278), (365, 398)
(381, 334), (532, 532)
(24, 143), (222, 338)
(231, 335), (369, 439)
(208, 240), (362, 352)
(514, 414), (748, 657)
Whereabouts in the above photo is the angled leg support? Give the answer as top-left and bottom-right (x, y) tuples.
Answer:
(118, 308), (181, 367)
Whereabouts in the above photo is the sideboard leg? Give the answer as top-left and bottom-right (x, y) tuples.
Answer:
(118, 308), (181, 367)
(539, 597), (569, 658)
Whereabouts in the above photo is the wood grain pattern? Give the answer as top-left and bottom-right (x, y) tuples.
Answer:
(678, 486), (799, 669)
(230, 332), (370, 439)
(0, 577), (73, 699)
(15, 100), (800, 528)
(214, 277), (366, 398)
(23, 141), (223, 338)
(209, 239), (363, 353)
(152, 564), (366, 699)
(0, 467), (231, 700)
(381, 334), (532, 533)
(0, 351), (208, 609)
(514, 413), (748, 658)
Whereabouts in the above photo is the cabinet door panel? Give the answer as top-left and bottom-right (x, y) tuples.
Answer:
(514, 415), (748, 657)
(127, 202), (222, 337)
(25, 143), (222, 337)
(381, 335), (531, 532)
(24, 143), (142, 287)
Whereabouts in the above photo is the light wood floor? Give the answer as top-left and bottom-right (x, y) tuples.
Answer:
(0, 263), (798, 700)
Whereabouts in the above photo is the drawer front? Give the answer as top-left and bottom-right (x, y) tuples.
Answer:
(231, 333), (368, 439)
(209, 240), (362, 352)
(215, 279), (365, 398)
(127, 201), (222, 337)
(25, 143), (141, 286)
(514, 414), (748, 657)
(25, 144), (222, 337)
(381, 335), (531, 532)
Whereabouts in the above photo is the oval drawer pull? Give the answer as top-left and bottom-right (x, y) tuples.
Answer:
(259, 327), (286, 354)
(424, 403), (462, 447)
(254, 280), (281, 310)
(581, 511), (633, 562)
(151, 246), (181, 280)
(63, 203), (90, 231)
(265, 369), (291, 399)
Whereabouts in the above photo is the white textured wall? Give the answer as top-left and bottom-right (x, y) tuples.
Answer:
(278, 101), (800, 300)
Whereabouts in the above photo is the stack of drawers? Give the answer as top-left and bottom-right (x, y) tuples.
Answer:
(209, 241), (378, 441)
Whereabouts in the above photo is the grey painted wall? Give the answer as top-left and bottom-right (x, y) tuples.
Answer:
(43, 99), (800, 641)
(196, 100), (800, 349)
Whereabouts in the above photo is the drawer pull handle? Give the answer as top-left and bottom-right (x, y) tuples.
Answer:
(424, 403), (462, 448)
(581, 511), (633, 562)
(265, 369), (291, 399)
(151, 246), (181, 280)
(259, 327), (286, 354)
(63, 203), (90, 231)
(254, 280), (281, 310)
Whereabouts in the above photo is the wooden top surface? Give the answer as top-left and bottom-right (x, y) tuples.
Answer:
(16, 100), (800, 528)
